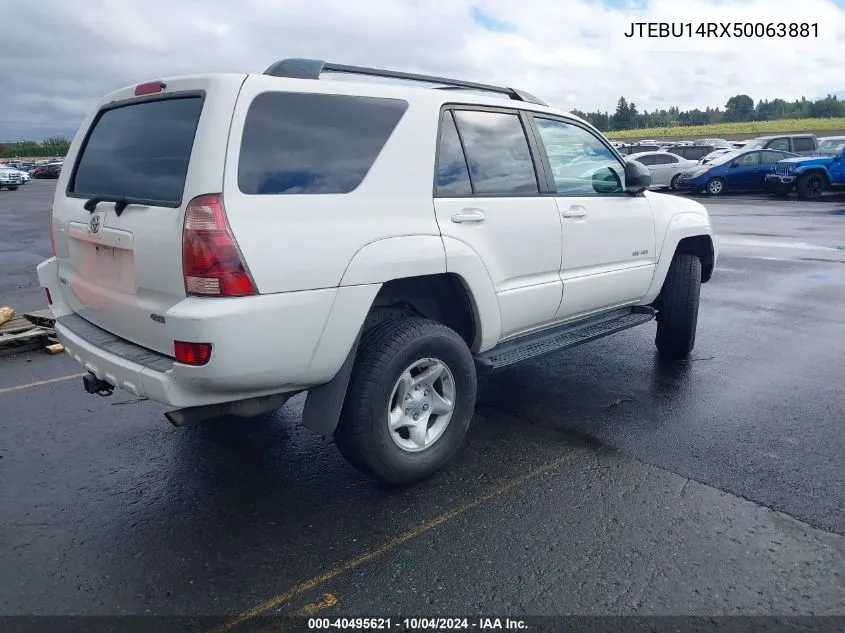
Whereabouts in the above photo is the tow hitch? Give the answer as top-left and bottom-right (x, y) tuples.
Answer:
(83, 373), (114, 397)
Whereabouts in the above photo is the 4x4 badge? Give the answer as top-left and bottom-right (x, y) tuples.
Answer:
(89, 215), (101, 234)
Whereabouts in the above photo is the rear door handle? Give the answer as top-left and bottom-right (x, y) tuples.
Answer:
(451, 208), (486, 223)
(560, 205), (587, 219)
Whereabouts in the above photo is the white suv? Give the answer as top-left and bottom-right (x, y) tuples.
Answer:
(37, 59), (717, 484)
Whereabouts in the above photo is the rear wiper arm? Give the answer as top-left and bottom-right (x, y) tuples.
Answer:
(83, 196), (131, 216)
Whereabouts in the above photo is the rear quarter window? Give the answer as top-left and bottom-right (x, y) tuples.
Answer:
(70, 96), (203, 206)
(238, 92), (408, 195)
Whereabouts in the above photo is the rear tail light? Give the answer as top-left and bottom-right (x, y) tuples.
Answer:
(174, 341), (212, 366)
(181, 193), (257, 297)
(45, 288), (52, 305)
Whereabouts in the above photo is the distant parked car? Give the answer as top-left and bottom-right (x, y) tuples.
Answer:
(628, 150), (697, 190)
(31, 163), (62, 179)
(665, 144), (724, 162)
(675, 148), (798, 195)
(765, 136), (845, 199)
(0, 167), (25, 190)
(617, 143), (662, 155)
(741, 134), (818, 156)
(0, 165), (30, 182)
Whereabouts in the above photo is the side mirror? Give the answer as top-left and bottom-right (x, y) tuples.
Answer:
(834, 154), (841, 162)
(623, 159), (651, 194)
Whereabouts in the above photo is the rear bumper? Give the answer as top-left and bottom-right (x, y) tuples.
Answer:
(37, 257), (380, 408)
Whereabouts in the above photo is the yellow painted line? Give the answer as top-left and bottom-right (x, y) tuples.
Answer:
(211, 454), (572, 633)
(0, 372), (86, 396)
(294, 593), (338, 617)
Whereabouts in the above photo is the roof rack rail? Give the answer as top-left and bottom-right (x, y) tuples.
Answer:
(262, 58), (548, 107)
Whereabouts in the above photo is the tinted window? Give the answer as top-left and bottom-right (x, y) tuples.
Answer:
(635, 155), (657, 166)
(534, 117), (624, 196)
(238, 93), (408, 195)
(650, 153), (676, 165)
(766, 138), (790, 151)
(71, 97), (203, 205)
(793, 137), (816, 152)
(761, 150), (790, 164)
(452, 110), (538, 195)
(434, 112), (472, 196)
(736, 152), (760, 166)
(688, 147), (711, 160)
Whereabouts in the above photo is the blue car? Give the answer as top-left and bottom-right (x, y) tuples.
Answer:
(675, 148), (798, 196)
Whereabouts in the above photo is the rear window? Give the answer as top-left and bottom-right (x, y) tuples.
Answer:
(238, 92), (408, 195)
(70, 96), (203, 206)
(793, 137), (816, 152)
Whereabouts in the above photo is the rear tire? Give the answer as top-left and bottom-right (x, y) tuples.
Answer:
(655, 252), (702, 360)
(334, 317), (477, 485)
(797, 172), (825, 200)
(6, 186), (17, 191)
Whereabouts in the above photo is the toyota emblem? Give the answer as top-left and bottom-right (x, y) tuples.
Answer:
(90, 215), (101, 234)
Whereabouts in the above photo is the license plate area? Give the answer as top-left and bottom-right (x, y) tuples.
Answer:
(69, 239), (137, 293)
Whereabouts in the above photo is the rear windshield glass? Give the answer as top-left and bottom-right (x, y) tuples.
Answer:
(70, 96), (203, 206)
(238, 92), (408, 195)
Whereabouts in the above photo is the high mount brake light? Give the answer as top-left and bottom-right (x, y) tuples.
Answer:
(181, 194), (257, 297)
(134, 81), (166, 96)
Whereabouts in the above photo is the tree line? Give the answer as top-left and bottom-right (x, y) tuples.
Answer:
(571, 94), (845, 133)
(0, 137), (71, 159)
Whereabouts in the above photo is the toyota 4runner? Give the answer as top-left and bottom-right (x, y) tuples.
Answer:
(37, 59), (717, 485)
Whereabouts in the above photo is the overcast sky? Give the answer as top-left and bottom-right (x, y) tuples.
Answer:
(3, 0), (845, 141)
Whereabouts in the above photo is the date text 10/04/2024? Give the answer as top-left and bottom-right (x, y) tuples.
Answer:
(308, 617), (528, 630)
(623, 22), (819, 38)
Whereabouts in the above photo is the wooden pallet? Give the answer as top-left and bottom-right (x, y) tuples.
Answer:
(0, 310), (58, 353)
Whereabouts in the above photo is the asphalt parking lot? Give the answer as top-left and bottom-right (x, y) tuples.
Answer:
(2, 180), (845, 626)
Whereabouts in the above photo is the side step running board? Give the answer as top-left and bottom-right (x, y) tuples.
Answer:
(474, 306), (656, 372)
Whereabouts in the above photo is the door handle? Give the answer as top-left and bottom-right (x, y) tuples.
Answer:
(451, 208), (486, 223)
(560, 205), (587, 219)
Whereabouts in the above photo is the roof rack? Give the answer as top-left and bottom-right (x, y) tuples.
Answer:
(262, 58), (548, 107)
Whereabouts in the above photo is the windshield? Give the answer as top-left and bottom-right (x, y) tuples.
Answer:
(818, 139), (845, 153)
(741, 139), (767, 149)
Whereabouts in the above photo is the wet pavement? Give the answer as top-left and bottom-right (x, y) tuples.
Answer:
(1, 180), (844, 623)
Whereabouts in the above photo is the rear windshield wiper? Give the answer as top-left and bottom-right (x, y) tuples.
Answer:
(83, 196), (132, 216)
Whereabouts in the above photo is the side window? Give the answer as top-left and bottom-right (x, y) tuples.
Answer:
(434, 111), (472, 196)
(238, 92), (408, 195)
(451, 110), (538, 195)
(793, 137), (816, 152)
(736, 152), (760, 166)
(667, 147), (685, 158)
(651, 153), (676, 165)
(761, 151), (786, 165)
(766, 138), (790, 152)
(534, 117), (625, 196)
(635, 155), (657, 166)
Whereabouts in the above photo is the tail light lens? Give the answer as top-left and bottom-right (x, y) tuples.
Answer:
(182, 193), (256, 297)
(174, 341), (212, 366)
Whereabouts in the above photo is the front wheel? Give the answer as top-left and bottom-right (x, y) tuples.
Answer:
(670, 174), (682, 191)
(705, 177), (725, 196)
(797, 172), (825, 200)
(655, 252), (702, 360)
(6, 186), (18, 191)
(335, 317), (477, 485)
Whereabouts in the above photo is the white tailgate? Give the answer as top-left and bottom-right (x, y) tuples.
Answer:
(52, 74), (247, 355)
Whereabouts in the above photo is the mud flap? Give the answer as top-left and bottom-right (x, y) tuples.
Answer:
(301, 331), (362, 436)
